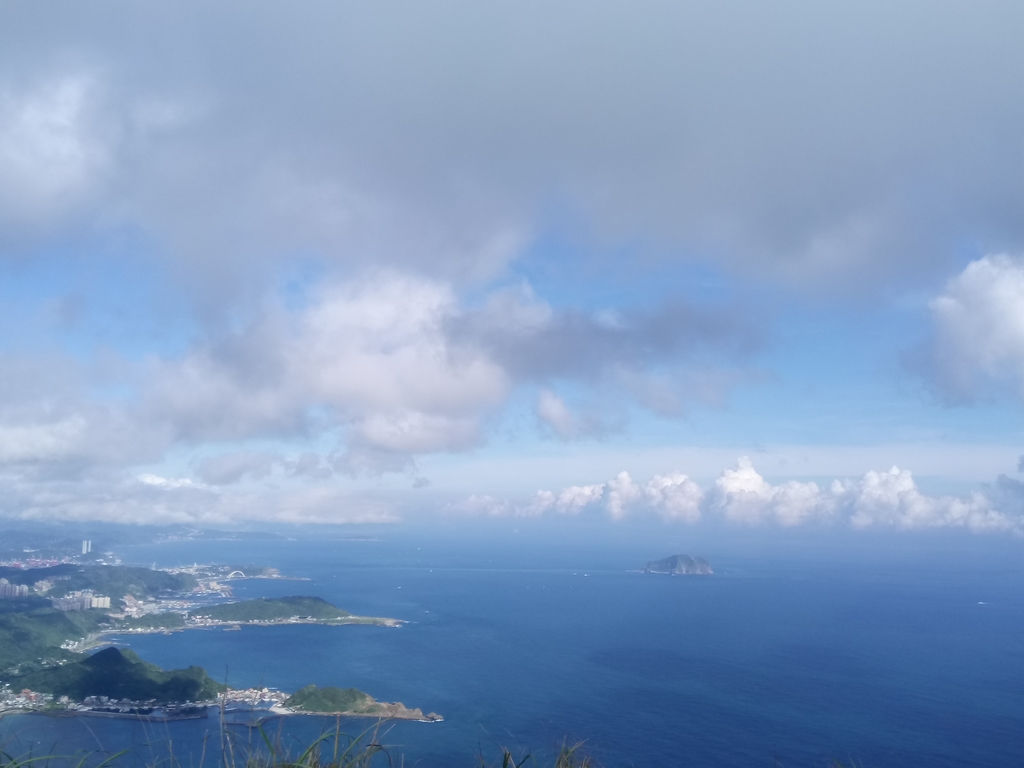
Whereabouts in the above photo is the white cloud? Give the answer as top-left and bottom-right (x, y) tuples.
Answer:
(453, 457), (1024, 535)
(5, 471), (397, 526)
(835, 467), (1013, 533)
(926, 254), (1024, 400)
(5, 6), (1024, 528)
(0, 419), (89, 464)
(645, 472), (703, 523)
(452, 483), (607, 518)
(556, 484), (605, 514)
(148, 272), (509, 467)
(140, 269), (748, 476)
(0, 356), (172, 475)
(711, 457), (830, 526)
(708, 458), (1022, 533)
(606, 471), (641, 520)
(535, 389), (613, 440)
(536, 390), (576, 437)
(0, 76), (106, 219)
(0, 265), (759, 525)
(192, 451), (279, 485)
(137, 473), (198, 490)
(447, 494), (515, 518)
(6, 3), (1024, 294)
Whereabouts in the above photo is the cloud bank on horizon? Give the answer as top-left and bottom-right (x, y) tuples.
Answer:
(452, 457), (1024, 536)
(1, 2), (1024, 530)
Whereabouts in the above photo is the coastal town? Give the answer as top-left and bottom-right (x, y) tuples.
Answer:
(1, 684), (292, 720)
(0, 686), (211, 719)
(1, 546), (316, 625)
(0, 683), (441, 723)
(0, 546), (422, 724)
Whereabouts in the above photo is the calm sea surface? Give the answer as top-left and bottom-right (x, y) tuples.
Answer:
(3, 531), (1022, 767)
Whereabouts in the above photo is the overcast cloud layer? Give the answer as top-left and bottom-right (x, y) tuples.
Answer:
(4, 2), (1024, 290)
(1, 2), (1023, 530)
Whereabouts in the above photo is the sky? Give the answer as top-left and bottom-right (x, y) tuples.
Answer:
(2, 1), (1024, 536)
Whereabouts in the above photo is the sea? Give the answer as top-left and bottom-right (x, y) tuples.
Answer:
(2, 524), (1022, 767)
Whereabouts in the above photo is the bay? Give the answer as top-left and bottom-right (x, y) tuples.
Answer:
(3, 531), (1022, 767)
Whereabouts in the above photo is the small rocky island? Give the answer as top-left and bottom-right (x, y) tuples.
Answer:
(643, 554), (713, 575)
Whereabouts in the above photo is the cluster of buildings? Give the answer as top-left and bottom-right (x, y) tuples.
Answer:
(51, 591), (112, 611)
(0, 578), (29, 598)
(221, 687), (289, 708)
(122, 594), (160, 617)
(0, 687), (55, 713)
(0, 688), (212, 716)
(0, 575), (99, 605)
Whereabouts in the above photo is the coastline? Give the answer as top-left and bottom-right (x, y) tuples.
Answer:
(1, 704), (442, 725)
(74, 614), (404, 653)
(264, 704), (443, 723)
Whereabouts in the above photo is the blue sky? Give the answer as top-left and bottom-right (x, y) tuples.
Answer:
(2, 1), (1024, 535)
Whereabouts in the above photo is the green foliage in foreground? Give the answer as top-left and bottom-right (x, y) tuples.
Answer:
(0, 608), (109, 672)
(0, 721), (868, 768)
(8, 647), (225, 703)
(0, 726), (602, 768)
(191, 596), (350, 622)
(239, 726), (599, 768)
(284, 685), (377, 714)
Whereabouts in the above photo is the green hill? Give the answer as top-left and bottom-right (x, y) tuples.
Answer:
(0, 565), (197, 608)
(0, 596), (51, 614)
(284, 684), (378, 714)
(0, 607), (110, 672)
(191, 596), (350, 622)
(10, 647), (224, 703)
(116, 613), (186, 630)
(51, 566), (197, 605)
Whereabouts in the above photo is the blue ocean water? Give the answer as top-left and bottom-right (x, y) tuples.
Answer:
(3, 529), (1022, 767)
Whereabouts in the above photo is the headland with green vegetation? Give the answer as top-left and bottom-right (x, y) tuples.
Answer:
(283, 684), (442, 721)
(7, 647), (224, 704)
(0, 603), (110, 673)
(0, 562), (424, 719)
(189, 596), (400, 626)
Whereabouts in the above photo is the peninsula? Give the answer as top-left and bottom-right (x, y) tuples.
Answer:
(188, 596), (401, 627)
(2, 649), (440, 723)
(7, 646), (224, 704)
(281, 684), (443, 722)
(642, 554), (713, 575)
(0, 563), (427, 723)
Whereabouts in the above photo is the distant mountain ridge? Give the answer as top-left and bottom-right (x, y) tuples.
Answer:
(643, 554), (713, 575)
